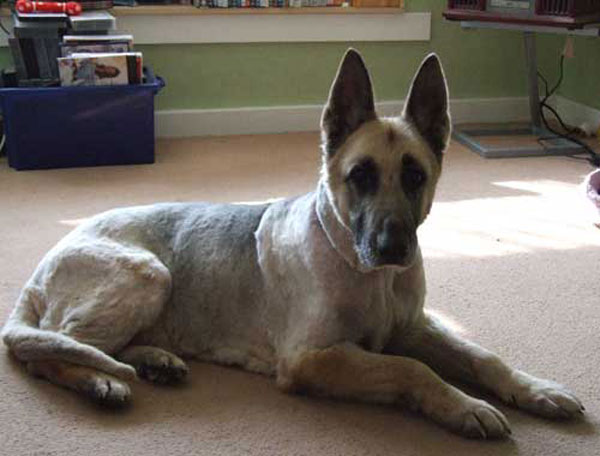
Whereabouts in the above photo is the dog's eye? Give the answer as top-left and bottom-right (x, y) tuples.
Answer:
(401, 156), (427, 194)
(346, 159), (378, 195)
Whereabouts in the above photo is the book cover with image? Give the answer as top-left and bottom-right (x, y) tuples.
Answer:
(58, 53), (130, 86)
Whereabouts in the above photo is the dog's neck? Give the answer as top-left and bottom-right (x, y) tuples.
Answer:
(315, 181), (372, 273)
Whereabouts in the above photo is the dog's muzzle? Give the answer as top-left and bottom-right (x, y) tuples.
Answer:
(373, 218), (417, 267)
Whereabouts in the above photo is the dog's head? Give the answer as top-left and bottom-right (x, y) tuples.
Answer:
(320, 49), (450, 270)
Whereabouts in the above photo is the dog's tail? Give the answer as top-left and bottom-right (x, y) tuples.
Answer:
(1, 287), (137, 381)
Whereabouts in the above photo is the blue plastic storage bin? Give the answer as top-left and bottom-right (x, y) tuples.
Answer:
(0, 68), (165, 170)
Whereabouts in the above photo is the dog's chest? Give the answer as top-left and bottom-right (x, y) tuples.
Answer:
(334, 265), (425, 353)
(257, 194), (426, 357)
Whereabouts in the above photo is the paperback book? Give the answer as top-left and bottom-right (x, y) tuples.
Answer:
(60, 33), (133, 57)
(68, 11), (116, 32)
(58, 52), (142, 86)
(61, 42), (131, 57)
(62, 34), (134, 46)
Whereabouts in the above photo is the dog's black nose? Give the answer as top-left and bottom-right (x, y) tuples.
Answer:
(376, 219), (410, 264)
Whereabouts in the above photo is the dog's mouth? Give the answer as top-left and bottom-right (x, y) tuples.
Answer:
(355, 231), (418, 270)
(349, 211), (418, 270)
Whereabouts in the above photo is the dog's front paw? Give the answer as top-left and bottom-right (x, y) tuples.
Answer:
(81, 374), (132, 407)
(137, 352), (189, 385)
(428, 389), (511, 439)
(504, 372), (584, 420)
(454, 398), (511, 439)
(118, 346), (189, 385)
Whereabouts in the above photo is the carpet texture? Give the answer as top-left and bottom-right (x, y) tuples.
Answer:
(0, 133), (598, 456)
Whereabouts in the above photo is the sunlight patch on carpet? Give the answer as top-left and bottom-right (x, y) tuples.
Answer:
(420, 179), (600, 258)
(234, 197), (285, 206)
(59, 217), (90, 227)
(426, 308), (467, 335)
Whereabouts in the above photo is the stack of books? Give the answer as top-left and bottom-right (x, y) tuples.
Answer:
(205, 0), (269, 6)
(58, 35), (142, 86)
(9, 11), (68, 86)
(69, 10), (117, 32)
(193, 0), (340, 7)
(79, 0), (115, 9)
(8, 9), (143, 87)
(136, 0), (191, 4)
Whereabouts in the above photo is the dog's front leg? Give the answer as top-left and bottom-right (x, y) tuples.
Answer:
(277, 342), (510, 439)
(391, 313), (584, 420)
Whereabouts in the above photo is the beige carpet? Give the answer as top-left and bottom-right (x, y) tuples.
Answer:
(0, 133), (598, 456)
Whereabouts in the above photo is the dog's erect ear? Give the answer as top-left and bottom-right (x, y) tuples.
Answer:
(321, 49), (376, 158)
(403, 54), (450, 161)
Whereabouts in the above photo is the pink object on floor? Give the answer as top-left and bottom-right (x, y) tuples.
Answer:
(584, 169), (600, 210)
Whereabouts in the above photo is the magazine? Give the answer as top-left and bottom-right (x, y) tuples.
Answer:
(58, 52), (142, 86)
(61, 42), (131, 57)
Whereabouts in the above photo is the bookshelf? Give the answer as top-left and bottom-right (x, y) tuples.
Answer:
(112, 5), (405, 16)
(0, 4), (429, 46)
(0, 4), (405, 18)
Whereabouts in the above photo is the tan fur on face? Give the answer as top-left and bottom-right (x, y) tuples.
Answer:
(321, 117), (442, 231)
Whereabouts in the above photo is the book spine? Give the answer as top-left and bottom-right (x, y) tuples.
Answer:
(20, 39), (40, 79)
(126, 54), (142, 84)
(45, 38), (61, 78)
(78, 0), (115, 10)
(36, 39), (51, 79)
(137, 54), (142, 82)
(9, 38), (28, 81)
(127, 54), (135, 84)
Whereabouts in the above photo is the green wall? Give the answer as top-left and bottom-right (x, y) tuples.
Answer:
(532, 34), (600, 111)
(2, 1), (594, 111)
(140, 0), (535, 110)
(559, 36), (599, 110)
(0, 48), (12, 71)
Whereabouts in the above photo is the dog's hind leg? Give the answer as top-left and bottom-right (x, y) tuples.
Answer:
(3, 240), (173, 402)
(27, 360), (131, 407)
(117, 346), (189, 385)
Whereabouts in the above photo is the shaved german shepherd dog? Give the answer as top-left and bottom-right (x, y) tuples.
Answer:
(2, 50), (584, 439)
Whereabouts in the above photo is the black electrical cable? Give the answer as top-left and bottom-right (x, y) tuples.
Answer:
(539, 106), (600, 166)
(0, 18), (10, 36)
(540, 102), (577, 135)
(538, 60), (577, 136)
(537, 55), (600, 167)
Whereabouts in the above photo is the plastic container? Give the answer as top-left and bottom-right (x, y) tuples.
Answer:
(0, 67), (165, 170)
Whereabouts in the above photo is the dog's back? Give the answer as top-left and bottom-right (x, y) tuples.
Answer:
(115, 202), (276, 372)
(2, 201), (274, 381)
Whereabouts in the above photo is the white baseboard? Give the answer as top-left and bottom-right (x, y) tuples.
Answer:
(553, 96), (600, 134)
(156, 97), (530, 138)
(449, 97), (530, 124)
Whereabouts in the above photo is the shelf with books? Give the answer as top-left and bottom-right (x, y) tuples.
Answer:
(0, 4), (405, 18)
(0, 4), (428, 46)
(113, 6), (428, 44)
(111, 5), (404, 16)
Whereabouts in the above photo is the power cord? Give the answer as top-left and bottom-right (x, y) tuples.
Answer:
(0, 18), (10, 36)
(537, 55), (600, 167)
